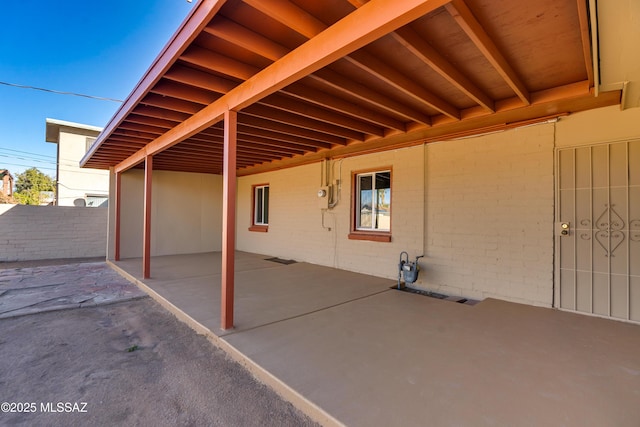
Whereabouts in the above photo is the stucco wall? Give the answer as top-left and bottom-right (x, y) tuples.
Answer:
(107, 105), (640, 308)
(57, 130), (109, 206)
(235, 126), (557, 307)
(236, 147), (425, 280)
(421, 123), (556, 307)
(114, 169), (223, 259)
(0, 204), (107, 261)
(555, 105), (640, 147)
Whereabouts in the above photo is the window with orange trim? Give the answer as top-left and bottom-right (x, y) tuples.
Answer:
(349, 169), (391, 242)
(249, 184), (269, 232)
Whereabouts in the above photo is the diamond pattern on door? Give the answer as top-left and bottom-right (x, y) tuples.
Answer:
(556, 140), (640, 322)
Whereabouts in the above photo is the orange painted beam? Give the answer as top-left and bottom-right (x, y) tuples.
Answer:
(114, 170), (121, 261)
(221, 109), (237, 330)
(143, 155), (153, 279)
(392, 27), (495, 112)
(80, 0), (228, 169)
(575, 0), (594, 87)
(113, 0), (451, 173)
(346, 50), (460, 119)
(446, 0), (530, 105)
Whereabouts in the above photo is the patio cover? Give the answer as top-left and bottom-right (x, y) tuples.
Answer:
(81, 0), (620, 176)
(81, 0), (622, 329)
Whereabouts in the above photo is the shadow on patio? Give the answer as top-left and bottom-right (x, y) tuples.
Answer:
(113, 252), (640, 427)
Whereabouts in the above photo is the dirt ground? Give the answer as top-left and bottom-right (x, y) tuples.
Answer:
(0, 297), (317, 426)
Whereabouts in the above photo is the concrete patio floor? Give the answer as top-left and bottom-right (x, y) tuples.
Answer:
(113, 252), (640, 427)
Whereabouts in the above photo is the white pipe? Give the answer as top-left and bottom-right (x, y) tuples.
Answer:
(329, 158), (343, 209)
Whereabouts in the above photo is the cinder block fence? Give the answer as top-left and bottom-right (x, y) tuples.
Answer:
(0, 204), (107, 262)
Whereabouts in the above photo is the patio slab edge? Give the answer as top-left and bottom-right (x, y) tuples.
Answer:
(106, 260), (343, 427)
(0, 294), (149, 320)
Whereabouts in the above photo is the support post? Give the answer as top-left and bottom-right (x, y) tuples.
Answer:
(115, 171), (121, 261)
(221, 110), (237, 330)
(143, 155), (153, 279)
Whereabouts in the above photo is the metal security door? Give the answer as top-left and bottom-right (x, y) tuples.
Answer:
(556, 140), (640, 322)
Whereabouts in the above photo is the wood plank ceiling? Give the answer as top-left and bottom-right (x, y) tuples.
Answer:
(82, 0), (620, 176)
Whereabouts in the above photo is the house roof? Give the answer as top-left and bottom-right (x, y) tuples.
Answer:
(45, 118), (103, 144)
(81, 0), (621, 176)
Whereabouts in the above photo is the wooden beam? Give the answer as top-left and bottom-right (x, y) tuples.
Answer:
(221, 109), (237, 330)
(346, 50), (460, 119)
(576, 0), (594, 87)
(202, 126), (331, 152)
(201, 14), (406, 131)
(195, 128), (313, 154)
(126, 114), (176, 129)
(282, 82), (406, 131)
(446, 0), (530, 105)
(162, 65), (378, 139)
(251, 97), (364, 140)
(240, 110), (350, 144)
(246, 0), (442, 124)
(115, 0), (451, 173)
(242, 0), (327, 39)
(81, 0), (228, 168)
(158, 145), (283, 162)
(141, 93), (203, 115)
(266, 94), (380, 137)
(392, 27), (495, 112)
(164, 65), (237, 93)
(180, 45), (258, 79)
(237, 123), (336, 149)
(143, 155), (153, 279)
(132, 106), (190, 122)
(310, 69), (432, 125)
(238, 85), (620, 176)
(151, 80), (219, 105)
(237, 132), (330, 152)
(204, 16), (289, 61)
(118, 122), (166, 135)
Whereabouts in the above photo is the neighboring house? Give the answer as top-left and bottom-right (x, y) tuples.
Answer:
(46, 118), (109, 207)
(0, 169), (13, 197)
(81, 0), (640, 329)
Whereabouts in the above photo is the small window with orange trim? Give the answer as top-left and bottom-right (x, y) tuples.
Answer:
(349, 169), (391, 242)
(249, 184), (269, 232)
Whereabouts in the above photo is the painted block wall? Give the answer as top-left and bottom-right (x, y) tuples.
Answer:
(555, 105), (640, 147)
(105, 105), (640, 308)
(115, 169), (223, 259)
(57, 130), (109, 206)
(236, 146), (425, 280)
(421, 123), (556, 307)
(0, 204), (107, 261)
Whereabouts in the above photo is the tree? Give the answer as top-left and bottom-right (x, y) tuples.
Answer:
(13, 168), (56, 205)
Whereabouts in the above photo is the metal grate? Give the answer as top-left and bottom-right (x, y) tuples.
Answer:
(265, 257), (297, 265)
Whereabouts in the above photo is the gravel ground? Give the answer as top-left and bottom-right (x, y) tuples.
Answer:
(0, 297), (317, 427)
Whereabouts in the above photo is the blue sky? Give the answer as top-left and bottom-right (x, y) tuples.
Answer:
(0, 0), (194, 178)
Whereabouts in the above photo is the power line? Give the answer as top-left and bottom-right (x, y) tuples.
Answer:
(0, 153), (57, 167)
(0, 152), (81, 169)
(0, 161), (56, 172)
(0, 148), (91, 169)
(0, 147), (56, 159)
(0, 80), (124, 103)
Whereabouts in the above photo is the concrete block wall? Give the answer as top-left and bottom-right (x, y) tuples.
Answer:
(0, 204), (107, 261)
(421, 123), (556, 307)
(237, 146), (425, 280)
(115, 169), (223, 259)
